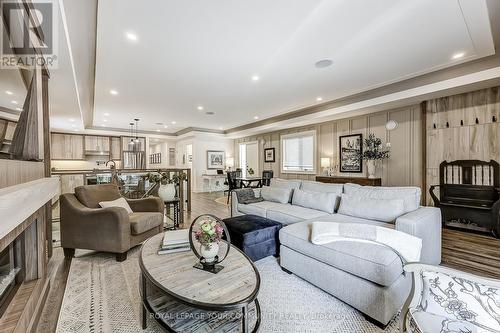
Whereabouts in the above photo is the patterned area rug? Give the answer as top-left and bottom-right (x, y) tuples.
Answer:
(56, 248), (400, 333)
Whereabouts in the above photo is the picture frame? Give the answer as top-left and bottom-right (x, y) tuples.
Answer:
(339, 134), (363, 173)
(207, 150), (225, 169)
(264, 148), (275, 163)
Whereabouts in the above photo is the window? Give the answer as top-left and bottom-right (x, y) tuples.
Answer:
(281, 131), (316, 173)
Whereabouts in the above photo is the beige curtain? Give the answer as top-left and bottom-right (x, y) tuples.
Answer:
(9, 75), (39, 160)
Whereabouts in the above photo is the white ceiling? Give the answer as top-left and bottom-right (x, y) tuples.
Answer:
(26, 0), (493, 134)
(0, 69), (25, 113)
(89, 0), (494, 133)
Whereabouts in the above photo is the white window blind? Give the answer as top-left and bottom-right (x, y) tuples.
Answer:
(281, 131), (315, 173)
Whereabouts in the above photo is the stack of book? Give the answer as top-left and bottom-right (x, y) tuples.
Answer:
(158, 229), (191, 255)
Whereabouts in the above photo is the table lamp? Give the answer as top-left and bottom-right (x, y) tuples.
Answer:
(321, 157), (331, 176)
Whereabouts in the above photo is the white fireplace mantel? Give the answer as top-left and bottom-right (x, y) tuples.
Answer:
(0, 177), (60, 240)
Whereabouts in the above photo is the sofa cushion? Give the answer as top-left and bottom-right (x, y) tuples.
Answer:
(343, 183), (421, 214)
(419, 271), (500, 331)
(279, 221), (403, 286)
(306, 213), (392, 227)
(99, 197), (133, 214)
(338, 193), (406, 222)
(270, 178), (302, 190)
(261, 186), (292, 204)
(266, 205), (330, 225)
(238, 201), (288, 218)
(292, 189), (337, 214)
(75, 184), (121, 208)
(129, 212), (163, 235)
(300, 180), (343, 194)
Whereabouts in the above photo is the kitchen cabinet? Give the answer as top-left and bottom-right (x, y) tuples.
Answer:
(84, 135), (110, 153)
(110, 137), (121, 160)
(51, 133), (84, 160)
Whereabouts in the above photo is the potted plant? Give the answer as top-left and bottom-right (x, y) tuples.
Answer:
(194, 218), (224, 263)
(360, 133), (390, 179)
(146, 171), (187, 201)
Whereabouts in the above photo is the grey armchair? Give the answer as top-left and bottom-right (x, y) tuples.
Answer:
(60, 184), (164, 261)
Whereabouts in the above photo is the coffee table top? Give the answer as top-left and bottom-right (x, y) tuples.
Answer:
(140, 233), (260, 310)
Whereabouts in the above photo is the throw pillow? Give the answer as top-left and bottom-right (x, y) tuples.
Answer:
(291, 189), (337, 214)
(419, 271), (500, 331)
(99, 197), (133, 214)
(337, 194), (405, 222)
(261, 186), (292, 204)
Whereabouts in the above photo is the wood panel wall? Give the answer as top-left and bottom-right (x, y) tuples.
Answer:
(0, 160), (45, 189)
(234, 105), (422, 187)
(426, 87), (500, 205)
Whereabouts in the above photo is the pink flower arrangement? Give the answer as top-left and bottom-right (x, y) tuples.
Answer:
(194, 218), (224, 245)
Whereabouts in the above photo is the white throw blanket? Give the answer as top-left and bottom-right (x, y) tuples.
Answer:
(310, 222), (422, 263)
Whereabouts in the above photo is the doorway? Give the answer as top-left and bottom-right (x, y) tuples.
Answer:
(239, 141), (259, 177)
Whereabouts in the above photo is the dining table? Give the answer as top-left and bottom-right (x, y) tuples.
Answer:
(236, 176), (263, 188)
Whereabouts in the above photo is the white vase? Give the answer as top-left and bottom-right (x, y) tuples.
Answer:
(200, 243), (219, 263)
(158, 183), (176, 201)
(367, 160), (376, 179)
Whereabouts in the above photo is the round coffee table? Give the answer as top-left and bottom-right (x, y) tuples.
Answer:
(139, 233), (261, 332)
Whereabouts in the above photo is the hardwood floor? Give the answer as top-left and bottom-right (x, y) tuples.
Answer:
(36, 191), (500, 332)
(442, 228), (500, 279)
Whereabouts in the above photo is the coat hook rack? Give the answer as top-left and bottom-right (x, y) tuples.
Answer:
(475, 117), (479, 124)
(460, 120), (464, 126)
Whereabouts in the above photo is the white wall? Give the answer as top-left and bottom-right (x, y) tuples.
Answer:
(191, 133), (234, 193)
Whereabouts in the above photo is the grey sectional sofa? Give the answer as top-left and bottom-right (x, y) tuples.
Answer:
(231, 178), (441, 326)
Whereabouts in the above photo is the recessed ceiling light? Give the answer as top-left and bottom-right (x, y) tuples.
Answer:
(71, 124), (76, 128)
(316, 97), (323, 102)
(452, 52), (465, 60)
(251, 75), (260, 81)
(69, 118), (75, 122)
(109, 90), (118, 95)
(5, 90), (13, 95)
(101, 124), (106, 127)
(197, 106), (204, 111)
(219, 127), (223, 130)
(73, 128), (79, 132)
(156, 129), (160, 132)
(171, 121), (176, 125)
(125, 32), (138, 41)
(15, 107), (22, 111)
(104, 112), (110, 116)
(11, 100), (18, 104)
(103, 119), (108, 122)
(254, 116), (259, 120)
(164, 125), (168, 129)
(315, 59), (333, 68)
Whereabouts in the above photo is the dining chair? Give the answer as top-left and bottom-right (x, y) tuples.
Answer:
(262, 170), (273, 186)
(225, 171), (240, 204)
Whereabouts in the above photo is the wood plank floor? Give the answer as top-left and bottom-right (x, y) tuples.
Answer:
(36, 192), (500, 332)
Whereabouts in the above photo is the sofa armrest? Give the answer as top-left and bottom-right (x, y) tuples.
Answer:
(396, 207), (442, 265)
(127, 196), (164, 213)
(231, 188), (262, 217)
(60, 194), (131, 253)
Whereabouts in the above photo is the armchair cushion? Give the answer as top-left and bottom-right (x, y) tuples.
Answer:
(99, 197), (133, 214)
(129, 212), (163, 235)
(408, 308), (479, 333)
(75, 184), (121, 208)
(419, 271), (500, 331)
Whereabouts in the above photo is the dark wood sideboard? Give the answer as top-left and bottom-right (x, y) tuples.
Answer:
(316, 176), (382, 186)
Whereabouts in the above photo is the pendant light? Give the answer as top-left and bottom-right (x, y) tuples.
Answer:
(134, 118), (140, 150)
(128, 122), (135, 151)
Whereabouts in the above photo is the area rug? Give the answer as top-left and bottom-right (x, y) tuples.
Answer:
(56, 248), (399, 333)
